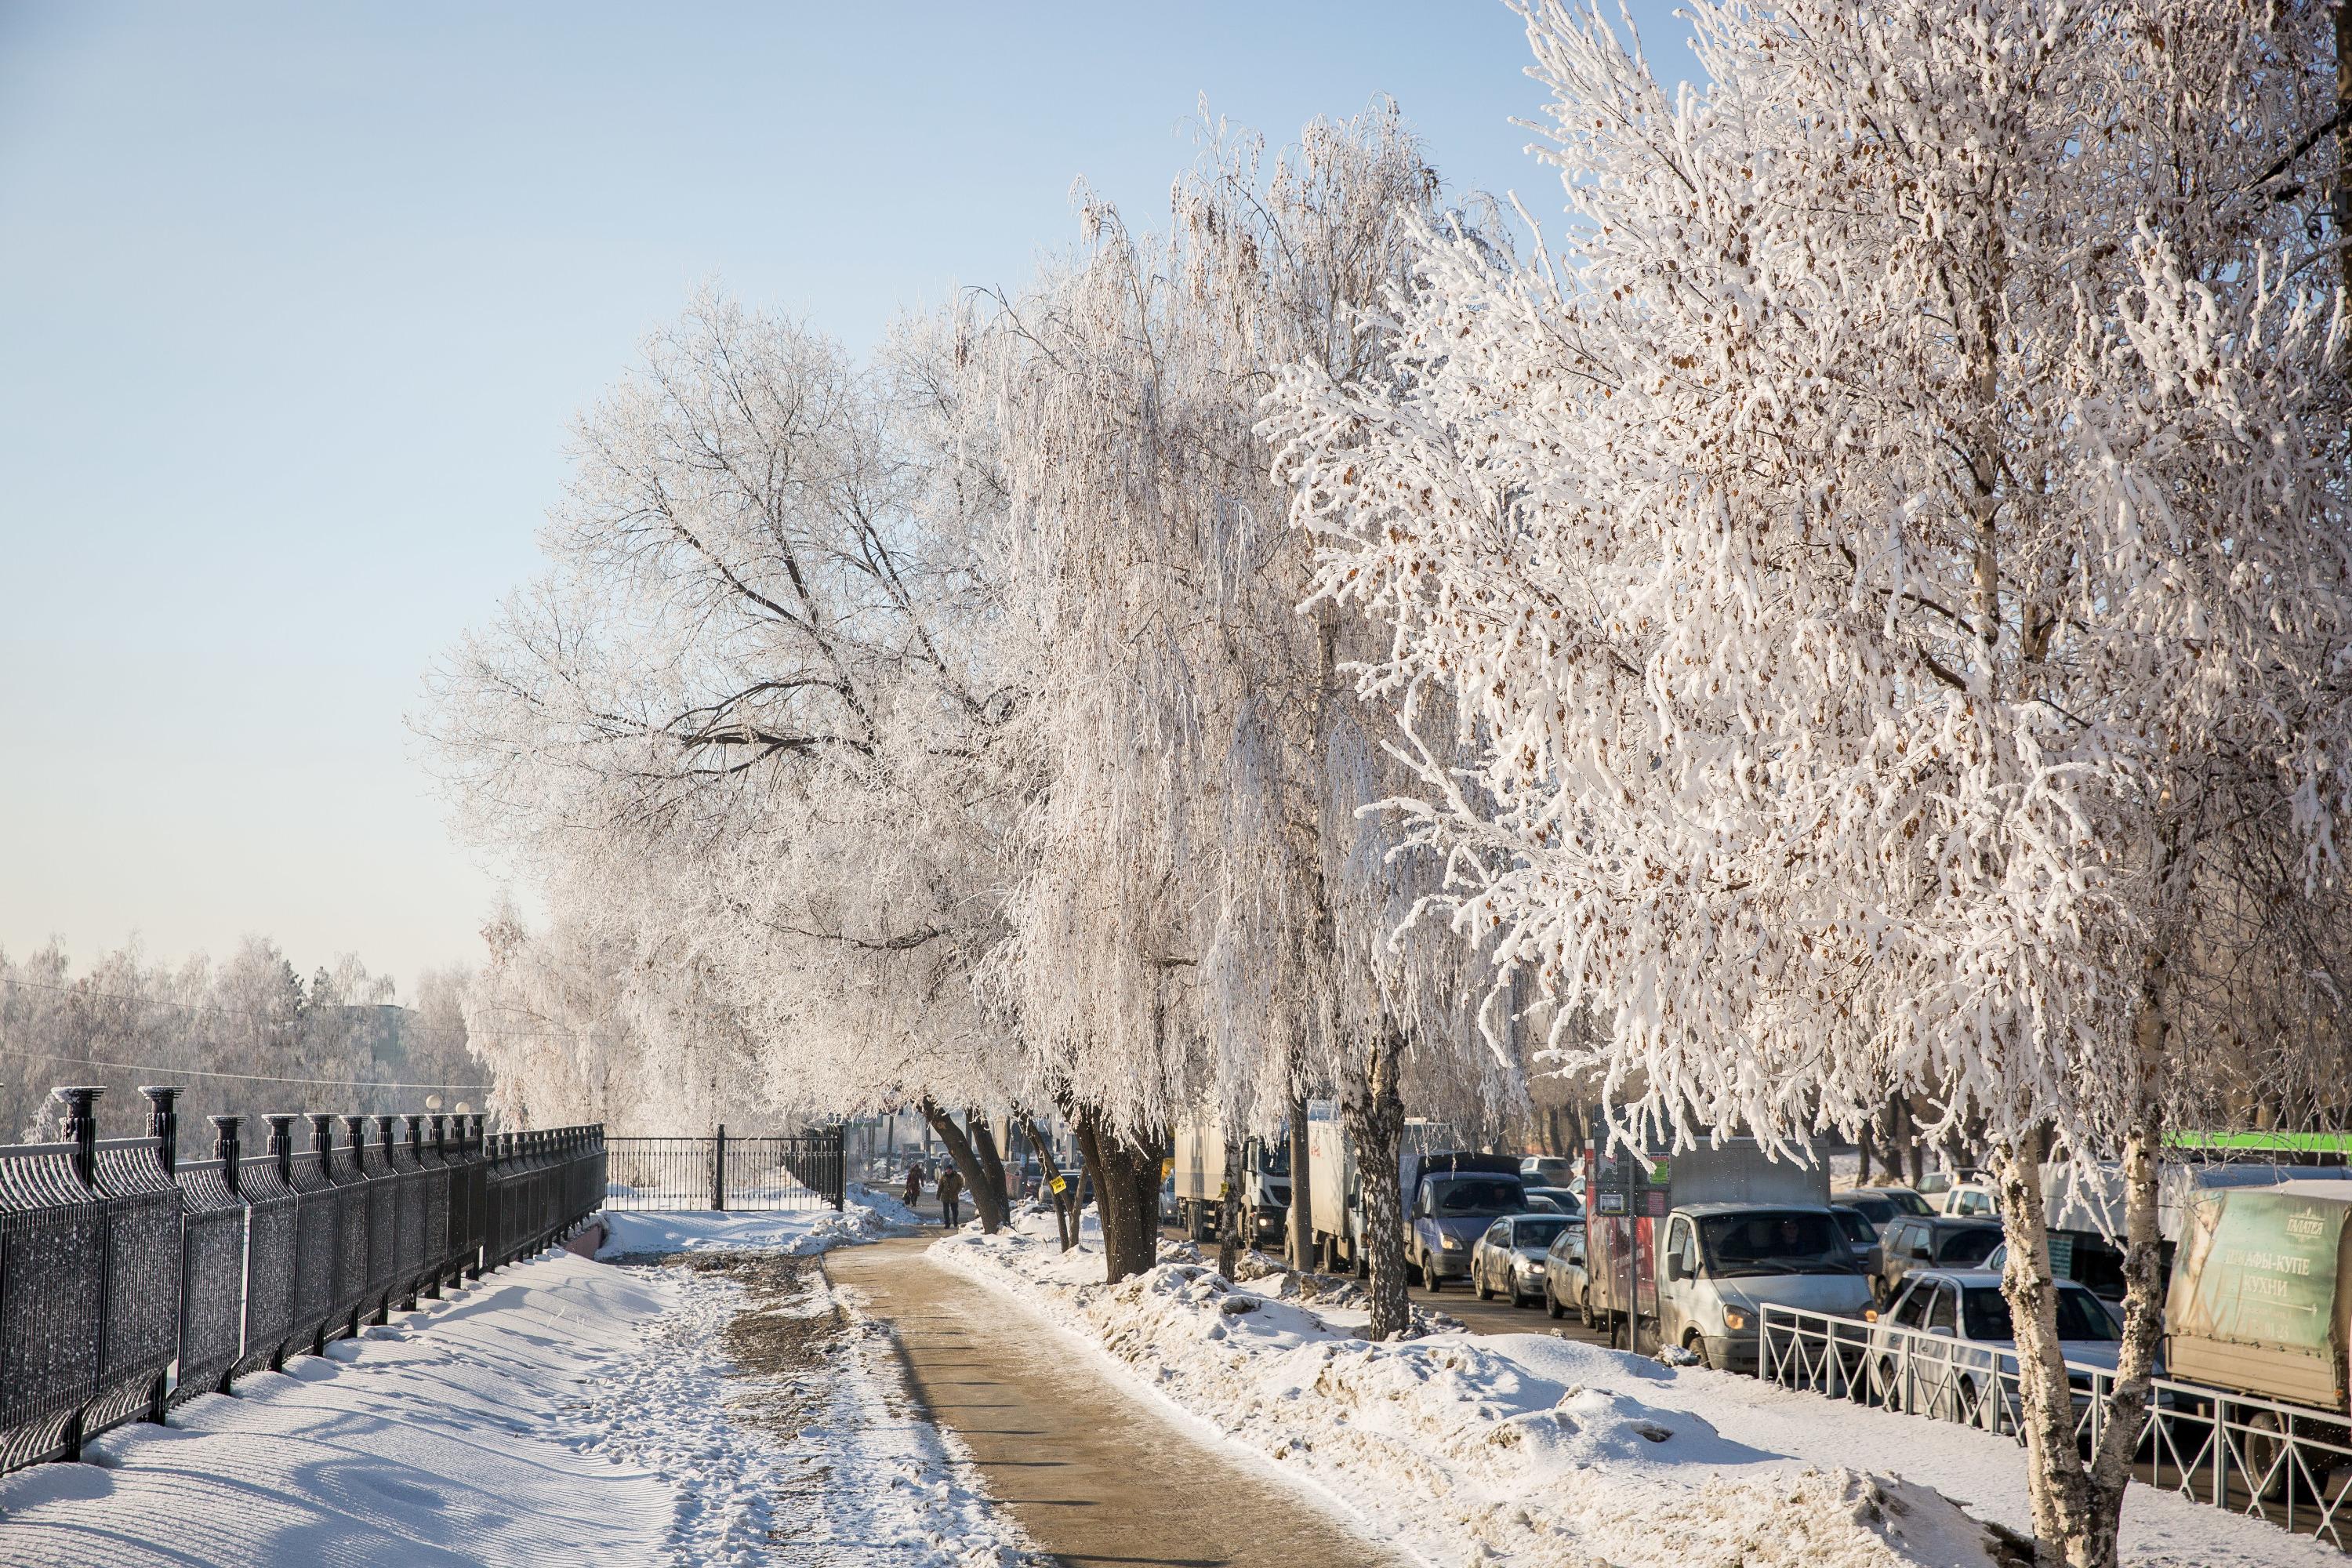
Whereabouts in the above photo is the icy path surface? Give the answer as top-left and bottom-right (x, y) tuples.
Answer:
(0, 1234), (1033, 1567)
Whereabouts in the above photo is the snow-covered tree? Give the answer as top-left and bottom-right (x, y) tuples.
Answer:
(969, 106), (1508, 1305)
(422, 294), (1034, 1226)
(1270, 1), (2347, 1556)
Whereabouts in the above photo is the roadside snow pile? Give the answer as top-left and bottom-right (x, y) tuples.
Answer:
(938, 1218), (2336, 1568)
(599, 1192), (913, 1258)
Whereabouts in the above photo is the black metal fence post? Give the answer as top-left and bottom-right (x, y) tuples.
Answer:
(140, 1087), (181, 1175)
(52, 1087), (103, 1461)
(59, 1085), (100, 1189)
(137, 1087), (181, 1424)
(712, 1124), (726, 1212)
(832, 1124), (846, 1210)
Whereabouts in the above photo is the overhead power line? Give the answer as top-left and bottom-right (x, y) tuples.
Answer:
(0, 1044), (490, 1093)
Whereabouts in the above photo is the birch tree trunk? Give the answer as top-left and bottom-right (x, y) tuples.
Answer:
(1287, 1092), (1312, 1272)
(1218, 1131), (1243, 1278)
(1345, 1026), (1410, 1341)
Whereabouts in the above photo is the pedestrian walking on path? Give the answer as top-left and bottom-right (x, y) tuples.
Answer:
(902, 1162), (925, 1209)
(937, 1166), (964, 1229)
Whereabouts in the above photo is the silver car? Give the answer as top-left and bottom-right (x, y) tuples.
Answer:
(1542, 1220), (1594, 1324)
(1471, 1212), (1576, 1307)
(1866, 1268), (2134, 1428)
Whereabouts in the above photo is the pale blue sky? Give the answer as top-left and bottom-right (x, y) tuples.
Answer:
(0, 0), (1690, 991)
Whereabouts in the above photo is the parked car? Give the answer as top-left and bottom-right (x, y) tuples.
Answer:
(1938, 1181), (2002, 1219)
(1867, 1268), (2133, 1426)
(1543, 1221), (1593, 1324)
(1831, 1187), (1936, 1235)
(1158, 1173), (1178, 1226)
(1521, 1155), (1578, 1188)
(1472, 1212), (1577, 1306)
(1830, 1203), (1883, 1289)
(1523, 1185), (1581, 1217)
(1878, 1214), (2003, 1301)
(1409, 1160), (1530, 1291)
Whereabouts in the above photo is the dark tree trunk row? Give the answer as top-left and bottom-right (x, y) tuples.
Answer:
(919, 1096), (1007, 1232)
(1074, 1102), (1163, 1283)
(1018, 1111), (1080, 1250)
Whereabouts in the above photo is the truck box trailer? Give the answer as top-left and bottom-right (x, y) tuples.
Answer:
(1171, 1123), (1291, 1245)
(1304, 1102), (1467, 1274)
(2165, 1180), (2352, 1415)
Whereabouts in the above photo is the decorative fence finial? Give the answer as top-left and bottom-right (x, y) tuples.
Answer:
(53, 1086), (101, 1186)
(212, 1115), (243, 1193)
(140, 1086), (183, 1173)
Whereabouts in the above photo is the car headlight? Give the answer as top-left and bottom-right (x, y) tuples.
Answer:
(1441, 1234), (1464, 1250)
(1722, 1309), (1748, 1331)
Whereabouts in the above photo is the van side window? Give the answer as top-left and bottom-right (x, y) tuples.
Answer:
(1893, 1281), (1933, 1328)
(1485, 1220), (1508, 1245)
(1665, 1218), (1696, 1274)
(1926, 1284), (1958, 1334)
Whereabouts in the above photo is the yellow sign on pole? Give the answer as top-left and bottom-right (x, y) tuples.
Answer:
(1049, 1174), (1068, 1195)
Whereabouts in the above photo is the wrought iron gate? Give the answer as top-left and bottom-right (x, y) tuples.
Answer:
(601, 1128), (846, 1212)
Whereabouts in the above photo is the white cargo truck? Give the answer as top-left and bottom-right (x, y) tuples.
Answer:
(1304, 1102), (1467, 1275)
(1585, 1138), (1873, 1370)
(1171, 1123), (1291, 1245)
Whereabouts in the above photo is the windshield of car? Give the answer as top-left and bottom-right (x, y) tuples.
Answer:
(1258, 1141), (1291, 1177)
(1524, 1158), (1575, 1185)
(1832, 1207), (1878, 1243)
(1526, 1187), (1581, 1214)
(1886, 1190), (1936, 1216)
(1962, 1286), (2121, 1344)
(1513, 1218), (1569, 1249)
(1840, 1196), (1895, 1224)
(1426, 1178), (1526, 1217)
(1697, 1210), (1854, 1275)
(1936, 1227), (2002, 1266)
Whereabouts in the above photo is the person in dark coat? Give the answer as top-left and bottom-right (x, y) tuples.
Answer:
(937, 1165), (964, 1229)
(902, 1162), (925, 1209)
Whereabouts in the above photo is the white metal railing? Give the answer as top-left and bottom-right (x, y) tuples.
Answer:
(1759, 1303), (2352, 1550)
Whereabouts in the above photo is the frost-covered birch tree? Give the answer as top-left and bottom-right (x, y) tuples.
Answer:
(423, 295), (1033, 1228)
(1271, 1), (2348, 1557)
(971, 107), (1506, 1308)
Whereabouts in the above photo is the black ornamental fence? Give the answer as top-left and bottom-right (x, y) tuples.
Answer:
(602, 1128), (845, 1213)
(0, 1083), (606, 1476)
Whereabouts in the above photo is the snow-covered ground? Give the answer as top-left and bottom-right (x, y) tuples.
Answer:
(935, 1213), (2340, 1568)
(597, 1182), (917, 1259)
(0, 1215), (1031, 1567)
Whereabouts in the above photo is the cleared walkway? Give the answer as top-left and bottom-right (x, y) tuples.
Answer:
(826, 1238), (1401, 1568)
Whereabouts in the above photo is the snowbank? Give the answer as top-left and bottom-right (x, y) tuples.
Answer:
(0, 1243), (1034, 1567)
(0, 1253), (675, 1566)
(935, 1215), (2338, 1568)
(597, 1188), (914, 1258)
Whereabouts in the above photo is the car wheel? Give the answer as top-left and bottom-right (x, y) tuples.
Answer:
(1685, 1331), (1711, 1370)
(1473, 1261), (1491, 1301)
(1577, 1287), (1594, 1329)
(1877, 1359), (1903, 1413)
(1545, 1280), (1566, 1319)
(1425, 1254), (1443, 1294)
